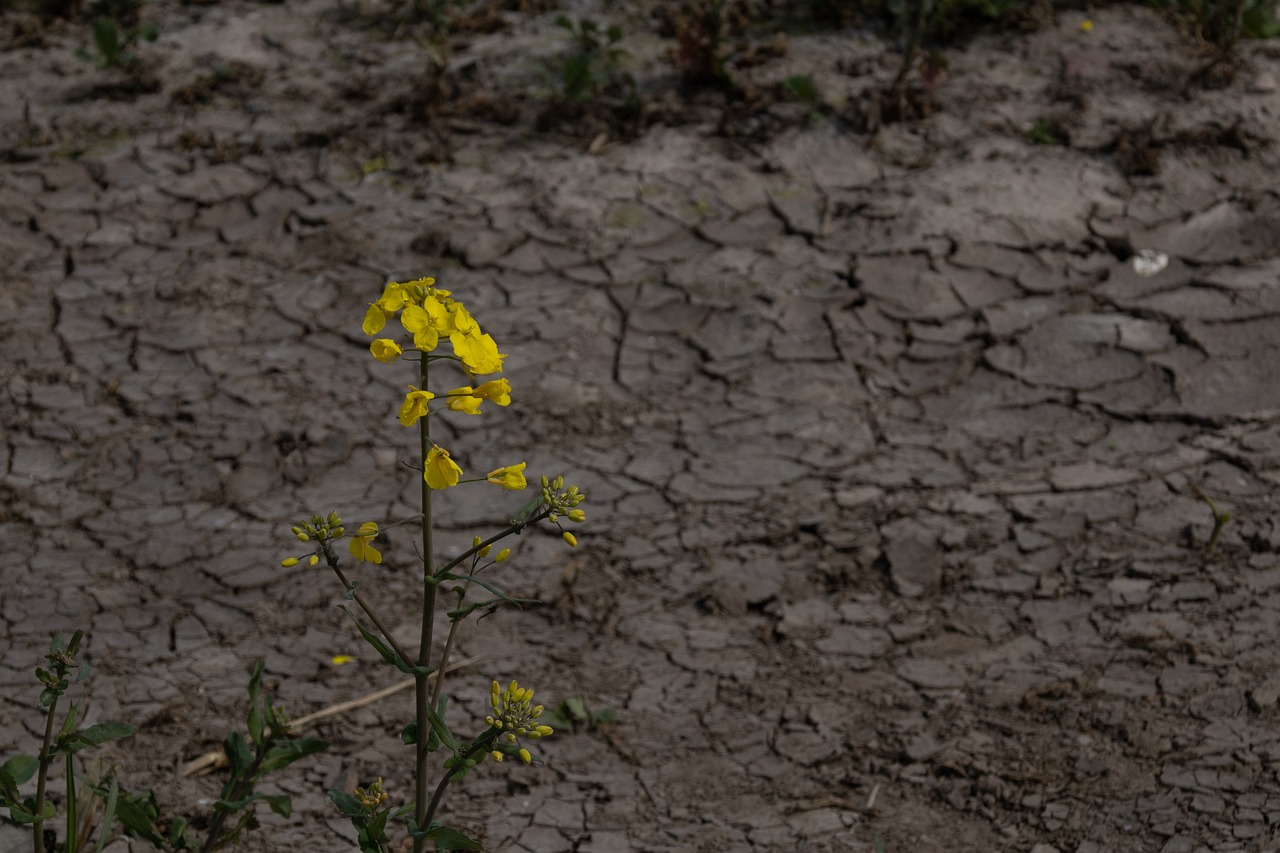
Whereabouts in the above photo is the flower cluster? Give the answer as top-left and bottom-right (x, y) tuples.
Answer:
(541, 475), (587, 548)
(363, 277), (506, 378)
(362, 277), (525, 493)
(485, 679), (553, 765)
(278, 512), (383, 567)
(353, 777), (389, 811)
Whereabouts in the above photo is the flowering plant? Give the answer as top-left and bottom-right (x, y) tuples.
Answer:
(282, 277), (587, 852)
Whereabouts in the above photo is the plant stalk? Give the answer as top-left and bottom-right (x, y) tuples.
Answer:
(329, 561), (415, 665)
(421, 732), (495, 832)
(199, 753), (264, 853)
(65, 753), (77, 853)
(414, 354), (436, 853)
(33, 695), (59, 853)
(430, 506), (552, 709)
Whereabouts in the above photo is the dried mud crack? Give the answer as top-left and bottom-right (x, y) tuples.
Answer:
(4, 1), (1280, 851)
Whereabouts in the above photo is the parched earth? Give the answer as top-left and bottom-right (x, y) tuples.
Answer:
(4, 1), (1280, 851)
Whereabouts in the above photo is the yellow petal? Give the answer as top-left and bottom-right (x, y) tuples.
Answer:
(362, 304), (387, 336)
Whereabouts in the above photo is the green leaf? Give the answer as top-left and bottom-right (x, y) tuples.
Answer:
(0, 769), (18, 807)
(422, 703), (458, 752)
(400, 721), (418, 745)
(337, 606), (428, 676)
(446, 597), (508, 620)
(7, 799), (44, 824)
(563, 696), (588, 722)
(54, 721), (136, 756)
(223, 732), (252, 784)
(93, 774), (119, 853)
(264, 794), (291, 818)
(434, 573), (533, 608)
(246, 659), (265, 748)
(328, 789), (363, 817)
(39, 685), (65, 708)
(257, 737), (328, 774)
(113, 791), (166, 847)
(508, 494), (543, 526)
(168, 815), (197, 850)
(424, 824), (484, 850)
(214, 791), (290, 817)
(3, 755), (39, 786)
(92, 17), (120, 61)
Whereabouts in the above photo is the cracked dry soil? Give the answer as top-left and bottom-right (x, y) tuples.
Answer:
(4, 1), (1280, 851)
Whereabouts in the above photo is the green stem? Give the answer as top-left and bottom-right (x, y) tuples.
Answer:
(328, 559), (415, 665)
(891, 0), (929, 114)
(430, 508), (552, 709)
(434, 509), (552, 579)
(431, 582), (472, 711)
(65, 753), (77, 853)
(33, 695), (58, 853)
(415, 355), (436, 853)
(421, 732), (496, 833)
(200, 753), (264, 853)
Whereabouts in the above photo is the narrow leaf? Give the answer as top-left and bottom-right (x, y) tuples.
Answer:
(246, 660), (265, 747)
(337, 606), (428, 676)
(93, 774), (119, 853)
(424, 825), (484, 850)
(222, 732), (252, 784)
(258, 737), (328, 774)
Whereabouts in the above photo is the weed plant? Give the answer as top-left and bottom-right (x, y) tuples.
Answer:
(279, 276), (588, 851)
(0, 638), (324, 852)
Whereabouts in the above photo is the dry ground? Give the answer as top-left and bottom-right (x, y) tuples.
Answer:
(4, 1), (1280, 851)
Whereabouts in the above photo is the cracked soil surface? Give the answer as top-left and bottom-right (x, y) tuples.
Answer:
(4, 1), (1280, 851)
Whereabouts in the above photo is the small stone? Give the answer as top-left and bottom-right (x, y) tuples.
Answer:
(1248, 71), (1278, 93)
(885, 536), (941, 598)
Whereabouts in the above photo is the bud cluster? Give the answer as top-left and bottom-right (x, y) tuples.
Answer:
(485, 679), (554, 765)
(280, 512), (345, 568)
(293, 512), (345, 543)
(353, 777), (389, 811)
(541, 476), (586, 548)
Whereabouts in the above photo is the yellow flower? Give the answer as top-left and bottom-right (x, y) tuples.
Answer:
(331, 655), (356, 666)
(1080, 18), (1093, 31)
(518, 748), (531, 764)
(563, 531), (577, 548)
(446, 386), (483, 415)
(486, 463), (527, 491)
(400, 304), (440, 352)
(349, 521), (382, 564)
(362, 303), (388, 336)
(424, 445), (463, 490)
(451, 331), (505, 375)
(398, 386), (435, 427)
(370, 339), (403, 364)
(449, 302), (479, 336)
(376, 281), (408, 313)
(495, 548), (510, 563)
(474, 378), (511, 406)
(281, 557), (299, 568)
